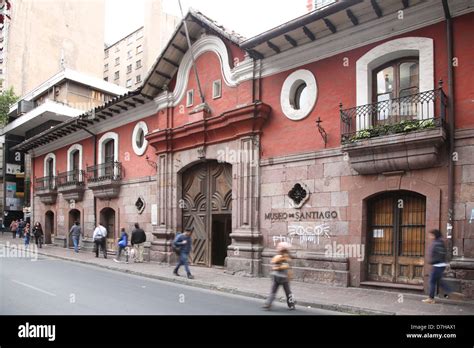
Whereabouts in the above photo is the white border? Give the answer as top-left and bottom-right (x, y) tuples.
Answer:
(355, 37), (434, 129)
(98, 132), (119, 164)
(280, 69), (317, 121)
(356, 37), (434, 107)
(132, 121), (149, 156)
(67, 144), (83, 172)
(43, 153), (56, 188)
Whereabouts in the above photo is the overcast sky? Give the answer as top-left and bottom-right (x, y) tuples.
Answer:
(105, 0), (308, 44)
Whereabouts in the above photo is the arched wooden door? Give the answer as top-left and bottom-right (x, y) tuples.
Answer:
(100, 208), (116, 252)
(182, 161), (232, 267)
(68, 209), (80, 248)
(367, 191), (426, 285)
(44, 211), (54, 244)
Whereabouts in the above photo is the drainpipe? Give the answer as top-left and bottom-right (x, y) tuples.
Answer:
(250, 57), (263, 276)
(76, 120), (97, 231)
(442, 0), (455, 258)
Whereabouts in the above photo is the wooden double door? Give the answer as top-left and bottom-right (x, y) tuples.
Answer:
(367, 192), (426, 285)
(182, 161), (232, 267)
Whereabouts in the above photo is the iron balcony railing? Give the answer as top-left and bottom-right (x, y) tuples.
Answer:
(35, 176), (57, 191)
(57, 170), (86, 188)
(340, 85), (447, 144)
(87, 162), (122, 183)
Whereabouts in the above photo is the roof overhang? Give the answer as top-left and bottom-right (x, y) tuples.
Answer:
(240, 0), (429, 59)
(11, 90), (150, 153)
(9, 68), (128, 114)
(2, 100), (83, 137)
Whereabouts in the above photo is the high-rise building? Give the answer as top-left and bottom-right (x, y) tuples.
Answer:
(2, 0), (106, 97)
(103, 0), (179, 88)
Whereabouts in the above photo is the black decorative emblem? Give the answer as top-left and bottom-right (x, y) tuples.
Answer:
(135, 196), (145, 214)
(288, 183), (307, 205)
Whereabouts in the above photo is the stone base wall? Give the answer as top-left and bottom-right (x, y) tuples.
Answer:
(262, 249), (349, 286)
(259, 128), (474, 297)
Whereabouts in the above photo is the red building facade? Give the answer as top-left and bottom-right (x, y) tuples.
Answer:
(16, 1), (474, 297)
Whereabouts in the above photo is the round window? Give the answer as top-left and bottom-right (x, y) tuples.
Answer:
(280, 70), (317, 121)
(132, 121), (148, 156)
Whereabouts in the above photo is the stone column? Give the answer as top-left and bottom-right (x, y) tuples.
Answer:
(226, 136), (262, 276)
(150, 152), (175, 263)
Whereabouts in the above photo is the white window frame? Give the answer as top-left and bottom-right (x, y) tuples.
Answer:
(186, 89), (194, 107)
(132, 121), (149, 156)
(44, 153), (56, 177)
(212, 80), (222, 99)
(98, 132), (119, 177)
(126, 79), (132, 88)
(355, 37), (434, 130)
(67, 144), (83, 181)
(44, 153), (56, 189)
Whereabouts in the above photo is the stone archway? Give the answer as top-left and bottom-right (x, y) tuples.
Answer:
(44, 211), (55, 244)
(68, 209), (81, 248)
(100, 208), (116, 252)
(180, 160), (233, 267)
(348, 175), (441, 291)
(151, 138), (263, 276)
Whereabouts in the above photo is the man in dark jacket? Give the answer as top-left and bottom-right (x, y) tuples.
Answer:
(173, 228), (194, 279)
(131, 223), (146, 263)
(423, 229), (464, 304)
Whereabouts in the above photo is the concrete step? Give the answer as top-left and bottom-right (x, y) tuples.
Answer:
(360, 281), (424, 294)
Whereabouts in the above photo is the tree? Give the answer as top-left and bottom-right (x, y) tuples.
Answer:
(0, 87), (19, 126)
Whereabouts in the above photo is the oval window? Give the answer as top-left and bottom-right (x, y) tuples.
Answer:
(280, 70), (317, 121)
(132, 121), (149, 156)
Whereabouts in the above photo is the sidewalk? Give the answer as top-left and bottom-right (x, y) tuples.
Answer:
(1, 234), (473, 315)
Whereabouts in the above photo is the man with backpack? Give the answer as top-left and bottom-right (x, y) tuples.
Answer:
(172, 228), (194, 279)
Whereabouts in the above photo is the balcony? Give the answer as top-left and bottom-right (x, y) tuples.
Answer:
(340, 87), (447, 175)
(86, 162), (122, 199)
(35, 176), (58, 204)
(57, 170), (86, 202)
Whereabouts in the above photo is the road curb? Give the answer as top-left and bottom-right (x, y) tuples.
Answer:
(2, 242), (469, 315)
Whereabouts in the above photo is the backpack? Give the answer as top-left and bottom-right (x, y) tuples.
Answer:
(172, 233), (182, 255)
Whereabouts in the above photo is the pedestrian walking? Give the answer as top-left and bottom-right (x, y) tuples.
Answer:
(69, 221), (82, 253)
(23, 222), (31, 249)
(114, 228), (129, 263)
(131, 223), (146, 263)
(17, 219), (25, 238)
(10, 219), (18, 239)
(32, 222), (44, 248)
(262, 242), (296, 310)
(172, 228), (194, 279)
(422, 229), (464, 304)
(92, 223), (107, 259)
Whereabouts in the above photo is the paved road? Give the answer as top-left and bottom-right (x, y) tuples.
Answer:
(0, 255), (343, 315)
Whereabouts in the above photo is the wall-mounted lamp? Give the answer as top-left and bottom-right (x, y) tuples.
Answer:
(145, 156), (158, 171)
(316, 117), (328, 148)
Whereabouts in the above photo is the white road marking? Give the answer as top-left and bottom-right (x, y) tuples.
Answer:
(11, 279), (57, 297)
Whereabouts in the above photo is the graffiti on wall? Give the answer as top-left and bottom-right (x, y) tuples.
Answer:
(272, 223), (331, 248)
